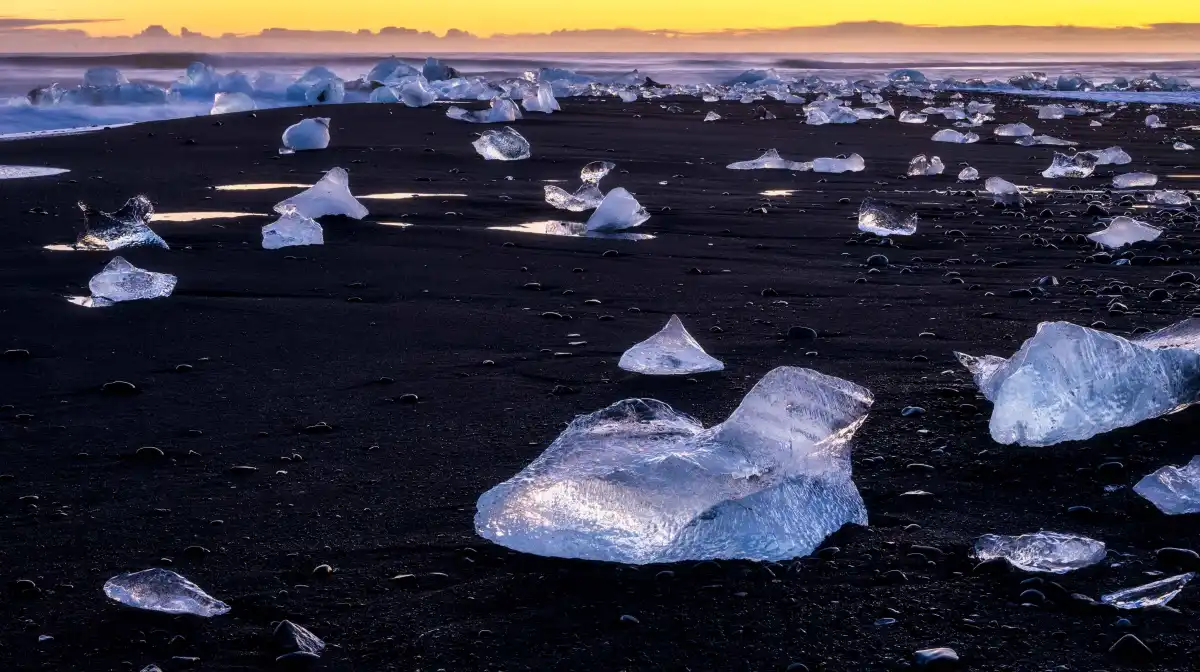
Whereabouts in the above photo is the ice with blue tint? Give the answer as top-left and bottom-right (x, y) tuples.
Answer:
(76, 196), (168, 251)
(586, 187), (649, 231)
(619, 315), (725, 375)
(472, 127), (531, 161)
(104, 568), (229, 616)
(281, 117), (330, 152)
(262, 207), (324, 249)
(80, 257), (177, 307)
(1134, 456), (1200, 515)
(274, 167), (368, 219)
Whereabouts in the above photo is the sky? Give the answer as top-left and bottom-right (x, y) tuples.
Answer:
(9, 0), (1200, 37)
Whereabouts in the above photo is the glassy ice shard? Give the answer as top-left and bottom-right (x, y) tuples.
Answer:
(958, 166), (980, 182)
(1085, 146), (1132, 165)
(447, 98), (522, 124)
(1113, 172), (1158, 189)
(898, 111), (927, 124)
(210, 92), (255, 115)
(1134, 456), (1200, 515)
(956, 319), (1200, 446)
(1016, 135), (1078, 147)
(858, 199), (918, 236)
(522, 81), (561, 114)
(812, 154), (865, 174)
(1038, 104), (1066, 120)
(1175, 141), (1195, 151)
(274, 168), (368, 219)
(1042, 152), (1097, 178)
(76, 196), (167, 250)
(474, 366), (874, 563)
(586, 187), (649, 232)
(1145, 115), (1166, 129)
(104, 569), (228, 616)
(1149, 190), (1193, 206)
(262, 207), (324, 249)
(1100, 573), (1194, 609)
(995, 123), (1035, 138)
(727, 149), (809, 171)
(581, 161), (616, 184)
(1087, 216), (1162, 248)
(398, 76), (437, 107)
(985, 177), (1023, 206)
(932, 129), (979, 144)
(472, 127), (531, 161)
(618, 315), (724, 375)
(908, 155), (944, 176)
(281, 118), (330, 153)
(79, 257), (176, 307)
(974, 531), (1106, 574)
(545, 184), (604, 212)
(704, 111), (722, 122)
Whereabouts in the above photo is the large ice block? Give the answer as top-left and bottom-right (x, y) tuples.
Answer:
(472, 127), (531, 161)
(1084, 146), (1132, 165)
(274, 168), (368, 219)
(474, 366), (874, 563)
(1134, 456), (1200, 515)
(618, 315), (724, 375)
(76, 196), (168, 251)
(522, 81), (561, 114)
(80, 257), (177, 307)
(262, 207), (324, 249)
(281, 118), (330, 152)
(1087, 217), (1162, 249)
(974, 531), (1106, 573)
(104, 568), (229, 616)
(858, 199), (918, 236)
(586, 187), (649, 232)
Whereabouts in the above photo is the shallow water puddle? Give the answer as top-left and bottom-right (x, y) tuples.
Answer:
(357, 192), (468, 201)
(0, 165), (70, 179)
(1166, 174), (1200, 179)
(42, 244), (77, 252)
(489, 221), (654, 241)
(377, 221), (413, 228)
(760, 189), (797, 197)
(214, 183), (311, 191)
(153, 211), (268, 222)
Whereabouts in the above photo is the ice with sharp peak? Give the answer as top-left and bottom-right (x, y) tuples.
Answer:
(274, 168), (368, 219)
(1149, 190), (1193, 206)
(280, 118), (330, 153)
(858, 199), (918, 236)
(1113, 172), (1158, 189)
(704, 111), (722, 122)
(956, 319), (1200, 446)
(448, 98), (522, 124)
(78, 257), (176, 307)
(618, 315), (725, 375)
(422, 57), (460, 82)
(523, 81), (561, 114)
(727, 149), (809, 171)
(958, 166), (980, 182)
(262, 207), (324, 249)
(974, 531), (1106, 574)
(908, 155), (944, 176)
(1101, 573), (1195, 609)
(1016, 135), (1078, 147)
(472, 127), (531, 161)
(104, 568), (229, 616)
(586, 188), (649, 232)
(474, 366), (873, 563)
(1134, 456), (1200, 515)
(1042, 152), (1097, 178)
(76, 196), (167, 251)
(812, 154), (865, 174)
(1085, 146), (1132, 165)
(995, 123), (1036, 138)
(932, 129), (978, 144)
(898, 111), (927, 124)
(210, 92), (255, 115)
(1087, 216), (1162, 248)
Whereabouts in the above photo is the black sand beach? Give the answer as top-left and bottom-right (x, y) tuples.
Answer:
(3, 97), (1200, 670)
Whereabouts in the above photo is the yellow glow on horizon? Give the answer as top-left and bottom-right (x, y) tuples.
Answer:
(10, 0), (1200, 37)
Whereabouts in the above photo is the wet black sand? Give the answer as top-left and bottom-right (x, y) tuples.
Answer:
(2, 97), (1200, 670)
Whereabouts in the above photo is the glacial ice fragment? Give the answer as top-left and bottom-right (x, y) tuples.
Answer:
(523, 81), (561, 114)
(79, 257), (177, 307)
(474, 366), (873, 563)
(898, 111), (927, 124)
(974, 531), (1105, 573)
(858, 199), (918, 236)
(618, 315), (724, 375)
(447, 98), (522, 124)
(727, 149), (808, 171)
(84, 67), (128, 88)
(581, 161), (616, 185)
(210, 92), (255, 115)
(1016, 135), (1077, 147)
(472, 127), (531, 161)
(281, 118), (330, 153)
(286, 67), (345, 105)
(956, 319), (1200, 446)
(1085, 146), (1132, 166)
(76, 196), (168, 251)
(932, 129), (978, 144)
(262, 208), (324, 249)
(995, 123), (1035, 138)
(274, 168), (368, 219)
(1041, 152), (1097, 179)
(422, 57), (460, 82)
(704, 111), (722, 122)
(545, 184), (604, 212)
(985, 177), (1023, 206)
(1113, 172), (1158, 189)
(812, 154), (865, 174)
(104, 568), (229, 616)
(1038, 104), (1066, 120)
(1087, 217), (1162, 248)
(1145, 115), (1166, 129)
(1148, 190), (1193, 207)
(1134, 456), (1200, 515)
(586, 188), (649, 232)
(958, 166), (980, 182)
(805, 109), (831, 125)
(1175, 141), (1195, 151)
(618, 91), (639, 103)
(907, 155), (944, 176)
(1100, 573), (1194, 609)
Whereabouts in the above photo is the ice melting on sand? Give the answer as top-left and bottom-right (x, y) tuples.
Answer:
(704, 111), (722, 122)
(1101, 573), (1195, 610)
(958, 166), (980, 182)
(1145, 114), (1166, 129)
(932, 129), (978, 144)
(898, 111), (927, 124)
(472, 127), (531, 161)
(1134, 456), (1200, 515)
(995, 123), (1035, 138)
(1087, 217), (1162, 248)
(0, 165), (70, 180)
(104, 568), (229, 616)
(985, 177), (1023, 207)
(586, 188), (649, 232)
(581, 161), (615, 184)
(210, 92), (255, 115)
(1176, 141), (1196, 151)
(522, 81), (561, 114)
(1085, 146), (1132, 166)
(76, 257), (177, 307)
(1113, 172), (1158, 189)
(281, 118), (330, 153)
(618, 315), (724, 375)
(1016, 135), (1078, 147)
(812, 154), (865, 174)
(545, 161), (615, 212)
(1041, 152), (1097, 179)
(858, 199), (918, 236)
(263, 207), (324, 249)
(1149, 190), (1193, 207)
(727, 149), (809, 171)
(474, 366), (873, 563)
(974, 532), (1106, 574)
(957, 319), (1200, 446)
(908, 155), (944, 176)
(76, 196), (168, 251)
(448, 98), (522, 124)
(274, 168), (368, 219)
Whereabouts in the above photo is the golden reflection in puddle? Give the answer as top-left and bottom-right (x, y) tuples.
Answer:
(760, 189), (797, 197)
(357, 192), (468, 200)
(377, 221), (413, 228)
(488, 221), (654, 240)
(153, 212), (268, 222)
(214, 183), (310, 191)
(42, 244), (77, 251)
(1166, 174), (1200, 179)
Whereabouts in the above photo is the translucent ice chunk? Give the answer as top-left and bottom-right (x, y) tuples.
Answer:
(1087, 217), (1162, 248)
(704, 111), (722, 122)
(995, 123), (1035, 137)
(587, 187), (649, 232)
(474, 366), (873, 563)
(1175, 141), (1195, 151)
(286, 67), (344, 105)
(84, 66), (128, 88)
(908, 155), (944, 176)
(472, 127), (531, 161)
(522, 81), (561, 114)
(1149, 190), (1193, 206)
(76, 196), (168, 251)
(1100, 573), (1195, 609)
(82, 257), (177, 306)
(858, 199), (918, 236)
(397, 76), (437, 107)
(805, 109), (831, 125)
(1113, 172), (1158, 189)
(974, 531), (1106, 574)
(1085, 146), (1132, 165)
(545, 184), (604, 212)
(618, 90), (639, 103)
(1134, 456), (1200, 515)
(448, 98), (522, 124)
(932, 129), (979, 144)
(958, 166), (980, 182)
(898, 111), (927, 124)
(262, 207), (324, 249)
(727, 149), (808, 171)
(1038, 104), (1066, 120)
(422, 57), (460, 82)
(956, 319), (1200, 446)
(1016, 135), (1078, 147)
(581, 161), (616, 185)
(281, 118), (330, 153)
(618, 315), (724, 375)
(1145, 114), (1166, 129)
(104, 568), (230, 616)
(274, 168), (368, 219)
(1041, 152), (1097, 179)
(210, 92), (255, 115)
(812, 154), (865, 174)
(985, 177), (1023, 206)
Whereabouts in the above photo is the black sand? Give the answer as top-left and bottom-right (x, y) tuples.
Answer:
(2, 97), (1200, 670)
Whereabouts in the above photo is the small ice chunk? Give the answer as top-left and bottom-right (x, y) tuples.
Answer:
(1086, 146), (1132, 165)
(995, 123), (1036, 137)
(1113, 172), (1158, 189)
(812, 154), (865, 174)
(448, 98), (522, 124)
(898, 111), (927, 124)
(618, 315), (724, 375)
(545, 184), (604, 212)
(1148, 190), (1192, 207)
(210, 92), (255, 115)
(974, 531), (1105, 573)
(985, 177), (1023, 206)
(262, 207), (324, 249)
(1041, 152), (1097, 179)
(82, 257), (177, 306)
(1100, 573), (1195, 609)
(1134, 456), (1200, 515)
(1175, 141), (1195, 151)
(472, 127), (531, 161)
(1038, 104), (1066, 120)
(908, 155), (944, 176)
(932, 129), (978, 144)
(703, 111), (722, 122)
(274, 168), (368, 219)
(1016, 135), (1078, 147)
(581, 161), (616, 184)
(522, 81), (561, 114)
(858, 199), (918, 236)
(77, 196), (167, 251)
(618, 90), (638, 103)
(104, 568), (229, 616)
(958, 166), (980, 182)
(586, 188), (649, 232)
(474, 366), (873, 563)
(1087, 216), (1162, 248)
(727, 149), (808, 171)
(281, 118), (330, 153)
(1145, 114), (1166, 129)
